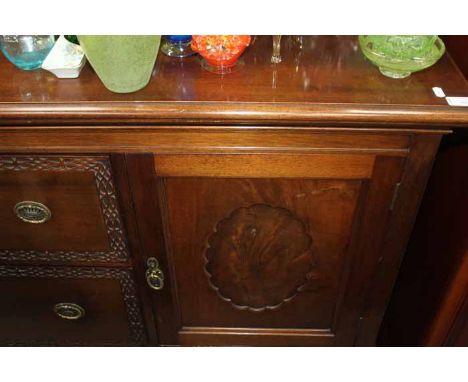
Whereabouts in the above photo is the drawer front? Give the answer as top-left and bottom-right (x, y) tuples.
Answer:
(0, 155), (130, 263)
(0, 265), (146, 345)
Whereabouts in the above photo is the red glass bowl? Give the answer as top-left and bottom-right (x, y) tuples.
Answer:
(191, 35), (251, 74)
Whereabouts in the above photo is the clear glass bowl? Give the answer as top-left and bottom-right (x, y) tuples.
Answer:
(359, 35), (445, 79)
(0, 35), (55, 70)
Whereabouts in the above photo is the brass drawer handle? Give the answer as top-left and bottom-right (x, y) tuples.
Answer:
(53, 302), (85, 320)
(146, 257), (164, 290)
(14, 201), (51, 224)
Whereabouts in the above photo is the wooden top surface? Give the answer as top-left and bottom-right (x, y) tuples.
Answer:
(1, 35), (468, 127)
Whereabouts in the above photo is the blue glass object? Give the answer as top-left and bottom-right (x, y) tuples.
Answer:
(0, 35), (55, 70)
(166, 35), (191, 43)
(161, 35), (194, 58)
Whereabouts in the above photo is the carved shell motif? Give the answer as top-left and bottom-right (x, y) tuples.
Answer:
(204, 204), (314, 311)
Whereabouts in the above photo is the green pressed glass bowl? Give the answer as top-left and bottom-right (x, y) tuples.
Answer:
(359, 35), (445, 79)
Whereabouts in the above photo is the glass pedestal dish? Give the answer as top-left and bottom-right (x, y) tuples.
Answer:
(161, 35), (194, 58)
(359, 35), (445, 79)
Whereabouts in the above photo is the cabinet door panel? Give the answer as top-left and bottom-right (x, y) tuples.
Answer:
(135, 153), (405, 346)
(165, 178), (361, 331)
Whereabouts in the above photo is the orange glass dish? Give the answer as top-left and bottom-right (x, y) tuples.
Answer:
(191, 35), (251, 74)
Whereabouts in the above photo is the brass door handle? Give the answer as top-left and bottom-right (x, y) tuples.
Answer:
(146, 257), (164, 290)
(53, 302), (85, 320)
(14, 201), (51, 224)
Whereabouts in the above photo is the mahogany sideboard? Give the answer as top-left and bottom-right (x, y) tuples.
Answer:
(0, 36), (467, 346)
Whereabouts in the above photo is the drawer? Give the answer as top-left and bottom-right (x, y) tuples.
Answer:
(0, 155), (130, 263)
(0, 265), (146, 345)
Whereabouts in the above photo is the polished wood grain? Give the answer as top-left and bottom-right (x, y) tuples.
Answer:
(154, 154), (375, 178)
(0, 127), (417, 154)
(0, 170), (108, 252)
(0, 36), (467, 127)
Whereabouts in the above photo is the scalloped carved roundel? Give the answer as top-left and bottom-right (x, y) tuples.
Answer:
(204, 204), (314, 311)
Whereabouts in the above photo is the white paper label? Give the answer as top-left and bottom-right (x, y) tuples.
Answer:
(432, 87), (446, 98)
(446, 97), (468, 107)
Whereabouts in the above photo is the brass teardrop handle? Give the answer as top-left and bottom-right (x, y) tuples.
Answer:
(53, 302), (85, 320)
(14, 201), (51, 224)
(146, 257), (164, 290)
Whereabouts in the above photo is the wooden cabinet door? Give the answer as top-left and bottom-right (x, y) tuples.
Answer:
(129, 152), (406, 346)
